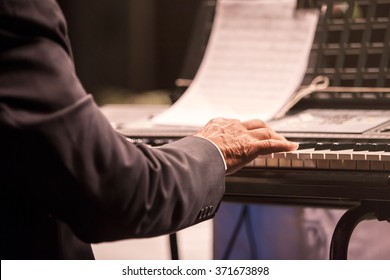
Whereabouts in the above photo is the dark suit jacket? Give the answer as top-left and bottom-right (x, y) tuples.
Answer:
(0, 0), (225, 259)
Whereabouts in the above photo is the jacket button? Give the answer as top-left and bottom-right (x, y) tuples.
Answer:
(198, 209), (205, 220)
(208, 205), (214, 216)
(202, 207), (209, 219)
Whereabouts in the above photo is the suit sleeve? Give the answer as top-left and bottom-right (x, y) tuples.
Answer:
(0, 0), (225, 242)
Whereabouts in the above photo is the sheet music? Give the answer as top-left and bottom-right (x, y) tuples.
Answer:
(152, 0), (319, 128)
(268, 109), (390, 133)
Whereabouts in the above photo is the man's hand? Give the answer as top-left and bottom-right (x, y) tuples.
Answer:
(195, 118), (298, 175)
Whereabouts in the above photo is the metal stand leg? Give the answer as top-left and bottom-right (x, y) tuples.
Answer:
(329, 201), (390, 260)
(170, 233), (179, 260)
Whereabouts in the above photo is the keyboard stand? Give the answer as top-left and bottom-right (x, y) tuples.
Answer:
(224, 168), (390, 259)
(330, 200), (390, 260)
(169, 233), (180, 260)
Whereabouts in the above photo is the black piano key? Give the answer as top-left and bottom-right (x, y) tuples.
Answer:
(368, 143), (388, 152)
(297, 142), (317, 150)
(353, 143), (371, 151)
(330, 142), (356, 151)
(386, 144), (390, 152)
(314, 142), (333, 150)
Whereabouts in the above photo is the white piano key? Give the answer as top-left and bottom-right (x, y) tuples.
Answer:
(291, 159), (304, 168)
(266, 158), (279, 167)
(248, 143), (390, 171)
(299, 152), (313, 159)
(324, 152), (339, 160)
(330, 143), (355, 160)
(279, 158), (292, 168)
(352, 152), (368, 161)
(310, 150), (326, 160)
(351, 144), (370, 161)
(338, 150), (354, 160)
(366, 152), (383, 161)
(303, 159), (316, 168)
(295, 148), (316, 160)
(329, 160), (344, 169)
(272, 152), (285, 158)
(311, 143), (334, 160)
(262, 154), (273, 159)
(382, 152), (390, 161)
(370, 161), (384, 170)
(317, 159), (330, 169)
(343, 160), (357, 170)
(285, 152), (299, 159)
(254, 157), (267, 167)
(356, 160), (370, 170)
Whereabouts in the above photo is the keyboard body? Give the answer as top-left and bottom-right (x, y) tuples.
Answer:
(102, 104), (390, 208)
(225, 111), (390, 208)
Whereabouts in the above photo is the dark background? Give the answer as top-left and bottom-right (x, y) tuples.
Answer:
(57, 0), (201, 100)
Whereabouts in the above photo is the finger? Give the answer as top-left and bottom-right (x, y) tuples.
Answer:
(241, 119), (269, 130)
(254, 139), (298, 155)
(249, 127), (287, 141)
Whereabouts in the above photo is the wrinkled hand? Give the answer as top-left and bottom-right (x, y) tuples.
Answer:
(195, 118), (298, 175)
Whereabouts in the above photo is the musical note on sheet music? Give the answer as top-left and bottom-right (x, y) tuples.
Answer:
(152, 0), (319, 128)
